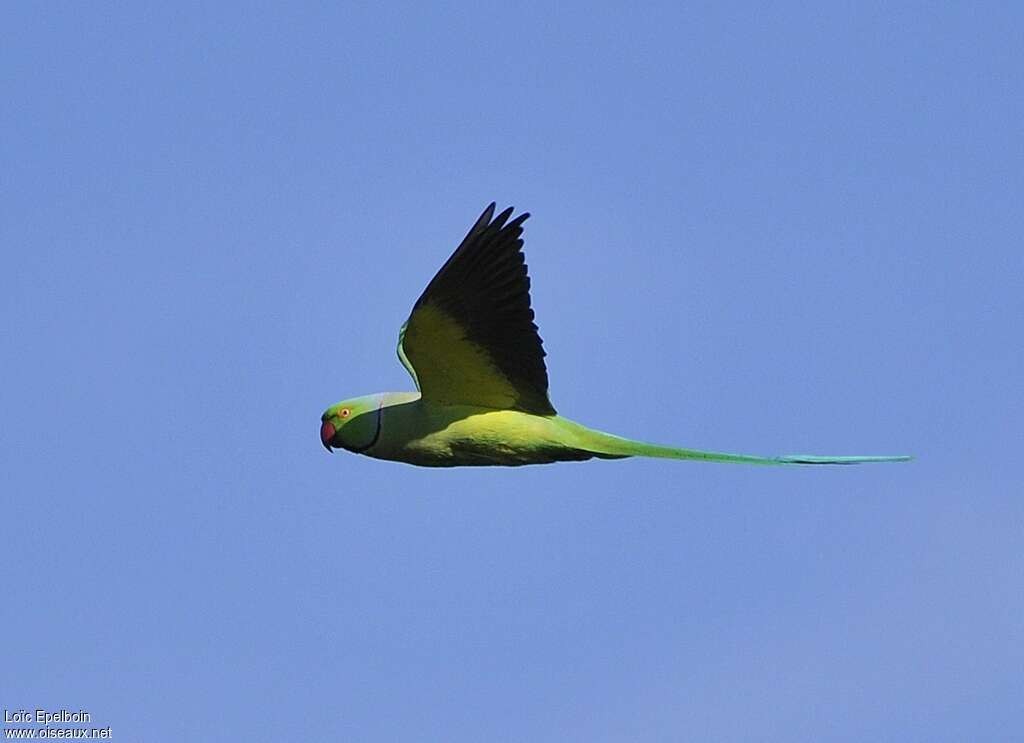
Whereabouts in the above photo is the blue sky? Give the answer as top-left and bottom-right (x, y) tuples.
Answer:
(3, 3), (1021, 741)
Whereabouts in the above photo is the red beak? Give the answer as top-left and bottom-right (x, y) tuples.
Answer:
(320, 420), (336, 451)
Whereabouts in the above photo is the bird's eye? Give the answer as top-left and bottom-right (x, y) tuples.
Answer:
(340, 408), (351, 418)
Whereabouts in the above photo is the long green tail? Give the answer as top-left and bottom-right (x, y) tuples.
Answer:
(557, 418), (911, 466)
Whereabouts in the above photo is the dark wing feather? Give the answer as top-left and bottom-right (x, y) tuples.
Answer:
(397, 203), (556, 415)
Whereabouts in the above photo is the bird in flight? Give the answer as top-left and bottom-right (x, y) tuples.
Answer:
(320, 204), (910, 468)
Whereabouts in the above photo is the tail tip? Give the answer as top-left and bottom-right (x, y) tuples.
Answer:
(778, 454), (913, 465)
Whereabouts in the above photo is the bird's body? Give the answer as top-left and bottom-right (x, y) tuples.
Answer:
(350, 394), (601, 467)
(320, 204), (910, 469)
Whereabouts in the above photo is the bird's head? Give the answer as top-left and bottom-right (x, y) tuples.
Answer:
(320, 395), (381, 453)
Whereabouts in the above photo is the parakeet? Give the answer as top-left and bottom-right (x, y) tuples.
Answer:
(320, 204), (910, 468)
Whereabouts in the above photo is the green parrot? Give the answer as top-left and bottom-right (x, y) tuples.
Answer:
(320, 204), (910, 468)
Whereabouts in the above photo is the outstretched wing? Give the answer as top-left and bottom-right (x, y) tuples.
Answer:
(396, 203), (556, 415)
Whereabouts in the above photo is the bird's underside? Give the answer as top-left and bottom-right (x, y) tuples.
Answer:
(319, 204), (910, 468)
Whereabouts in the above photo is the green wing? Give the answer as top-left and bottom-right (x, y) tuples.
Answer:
(396, 203), (557, 415)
